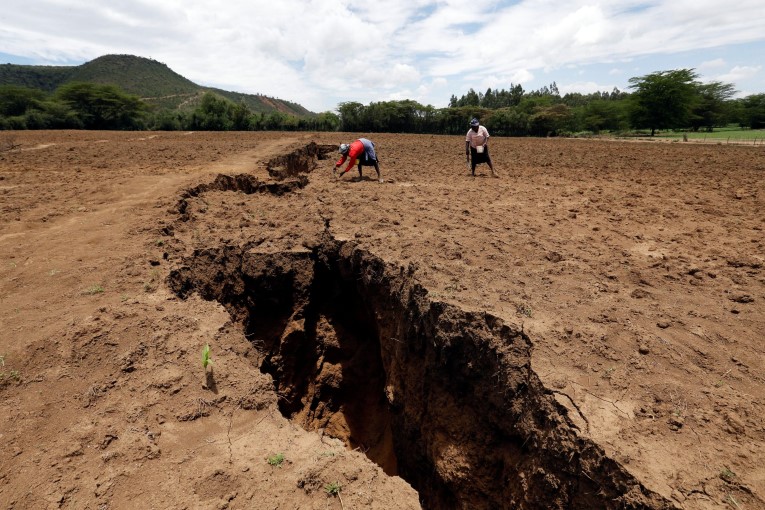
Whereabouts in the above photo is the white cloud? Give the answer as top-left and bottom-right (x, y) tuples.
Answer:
(558, 81), (617, 96)
(698, 58), (727, 71)
(1, 0), (764, 111)
(716, 65), (762, 83)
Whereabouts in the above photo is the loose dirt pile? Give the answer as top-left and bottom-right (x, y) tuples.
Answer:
(0, 131), (763, 509)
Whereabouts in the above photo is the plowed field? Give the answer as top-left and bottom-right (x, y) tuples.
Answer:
(1, 131), (763, 509)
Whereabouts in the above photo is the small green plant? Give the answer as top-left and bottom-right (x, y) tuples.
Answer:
(84, 284), (104, 295)
(720, 467), (736, 482)
(0, 355), (20, 384)
(155, 239), (164, 247)
(267, 453), (285, 467)
(324, 481), (342, 496)
(202, 344), (212, 370)
(143, 269), (161, 293)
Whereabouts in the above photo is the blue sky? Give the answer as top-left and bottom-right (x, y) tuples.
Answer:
(1, 1), (763, 112)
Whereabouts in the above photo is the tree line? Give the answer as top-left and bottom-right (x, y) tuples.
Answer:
(2, 69), (764, 135)
(0, 82), (340, 131)
(339, 70), (763, 136)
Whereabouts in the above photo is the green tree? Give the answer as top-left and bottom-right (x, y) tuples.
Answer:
(529, 104), (571, 136)
(690, 81), (736, 131)
(484, 107), (529, 136)
(0, 85), (46, 116)
(231, 100), (252, 130)
(337, 101), (365, 131)
(151, 110), (184, 130)
(628, 69), (699, 135)
(191, 92), (233, 130)
(741, 93), (765, 129)
(56, 82), (147, 129)
(581, 100), (629, 133)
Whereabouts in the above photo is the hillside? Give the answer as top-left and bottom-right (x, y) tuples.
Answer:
(0, 54), (313, 116)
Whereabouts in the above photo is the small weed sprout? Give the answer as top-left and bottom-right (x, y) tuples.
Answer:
(84, 284), (104, 295)
(144, 269), (161, 293)
(720, 467), (736, 482)
(324, 481), (341, 496)
(202, 344), (212, 370)
(0, 356), (20, 385)
(267, 453), (285, 467)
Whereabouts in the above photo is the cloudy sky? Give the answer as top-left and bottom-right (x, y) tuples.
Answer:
(1, 0), (764, 112)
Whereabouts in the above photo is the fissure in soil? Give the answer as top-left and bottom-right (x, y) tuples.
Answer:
(169, 239), (673, 510)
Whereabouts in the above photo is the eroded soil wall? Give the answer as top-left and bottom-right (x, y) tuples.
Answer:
(170, 238), (674, 510)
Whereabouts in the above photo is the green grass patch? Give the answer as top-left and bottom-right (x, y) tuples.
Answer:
(657, 128), (765, 141)
(83, 284), (105, 295)
(267, 453), (285, 467)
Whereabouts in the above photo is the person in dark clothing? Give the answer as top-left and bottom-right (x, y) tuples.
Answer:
(465, 118), (498, 177)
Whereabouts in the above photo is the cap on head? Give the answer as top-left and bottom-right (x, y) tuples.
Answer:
(470, 118), (480, 127)
(339, 143), (350, 155)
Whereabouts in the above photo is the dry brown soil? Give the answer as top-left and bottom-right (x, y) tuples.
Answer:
(0, 131), (763, 509)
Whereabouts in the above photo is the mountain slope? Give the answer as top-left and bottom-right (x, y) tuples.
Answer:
(0, 54), (313, 116)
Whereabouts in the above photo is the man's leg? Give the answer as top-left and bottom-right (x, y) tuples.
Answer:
(487, 156), (498, 177)
(357, 163), (363, 180)
(485, 147), (499, 177)
(373, 161), (382, 182)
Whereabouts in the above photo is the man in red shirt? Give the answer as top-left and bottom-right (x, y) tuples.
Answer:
(335, 138), (383, 183)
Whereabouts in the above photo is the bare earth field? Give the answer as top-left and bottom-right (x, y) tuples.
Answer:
(0, 131), (763, 509)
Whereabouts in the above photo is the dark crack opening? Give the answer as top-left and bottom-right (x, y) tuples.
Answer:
(168, 240), (674, 510)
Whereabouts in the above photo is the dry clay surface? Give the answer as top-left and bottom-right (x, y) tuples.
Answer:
(0, 130), (764, 509)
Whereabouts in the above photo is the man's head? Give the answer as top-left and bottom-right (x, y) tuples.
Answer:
(339, 143), (350, 155)
(470, 118), (480, 131)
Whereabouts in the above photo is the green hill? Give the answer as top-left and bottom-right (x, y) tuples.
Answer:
(0, 54), (313, 116)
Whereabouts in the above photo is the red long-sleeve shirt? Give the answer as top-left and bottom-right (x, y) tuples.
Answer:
(335, 140), (365, 173)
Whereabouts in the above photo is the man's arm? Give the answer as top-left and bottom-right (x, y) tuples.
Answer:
(338, 143), (364, 173)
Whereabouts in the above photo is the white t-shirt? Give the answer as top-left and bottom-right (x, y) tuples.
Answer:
(466, 126), (489, 147)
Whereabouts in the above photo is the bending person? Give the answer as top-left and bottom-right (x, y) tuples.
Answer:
(465, 118), (498, 178)
(335, 138), (383, 183)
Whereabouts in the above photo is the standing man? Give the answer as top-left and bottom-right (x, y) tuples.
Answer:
(335, 138), (383, 183)
(465, 118), (498, 178)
